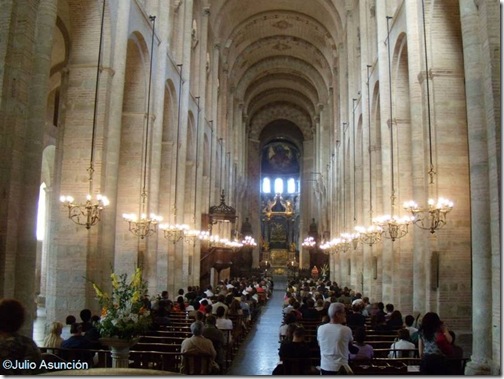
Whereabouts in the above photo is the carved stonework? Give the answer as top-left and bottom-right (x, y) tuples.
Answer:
(272, 20), (292, 30)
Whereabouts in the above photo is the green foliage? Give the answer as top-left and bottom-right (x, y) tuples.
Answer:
(91, 267), (151, 340)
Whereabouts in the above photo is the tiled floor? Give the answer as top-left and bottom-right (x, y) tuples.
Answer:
(226, 277), (286, 375)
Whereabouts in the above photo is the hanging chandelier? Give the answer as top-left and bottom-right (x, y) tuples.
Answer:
(403, 198), (453, 234)
(372, 214), (413, 242)
(123, 210), (163, 239)
(60, 0), (109, 229)
(373, 16), (412, 242)
(341, 232), (360, 250)
(123, 15), (162, 239)
(302, 236), (316, 248)
(403, 0), (454, 232)
(160, 222), (189, 244)
(239, 217), (257, 247)
(355, 224), (383, 246)
(242, 235), (257, 247)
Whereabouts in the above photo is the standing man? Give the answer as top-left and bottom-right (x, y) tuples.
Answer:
(317, 302), (355, 374)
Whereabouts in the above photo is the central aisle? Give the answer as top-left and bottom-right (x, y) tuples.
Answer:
(226, 277), (287, 375)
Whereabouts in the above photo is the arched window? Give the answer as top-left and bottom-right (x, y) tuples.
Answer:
(262, 177), (271, 193)
(274, 178), (283, 194)
(287, 178), (296, 193)
(36, 183), (46, 241)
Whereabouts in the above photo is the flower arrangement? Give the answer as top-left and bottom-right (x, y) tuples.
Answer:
(91, 267), (151, 340)
(320, 264), (330, 279)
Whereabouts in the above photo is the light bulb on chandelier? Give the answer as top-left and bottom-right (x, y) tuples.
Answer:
(302, 236), (316, 248)
(123, 212), (163, 239)
(355, 224), (383, 246)
(403, 198), (453, 234)
(159, 223), (190, 244)
(372, 214), (414, 242)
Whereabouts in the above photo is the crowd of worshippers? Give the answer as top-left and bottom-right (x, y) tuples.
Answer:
(0, 276), (272, 375)
(150, 276), (273, 327)
(274, 278), (465, 375)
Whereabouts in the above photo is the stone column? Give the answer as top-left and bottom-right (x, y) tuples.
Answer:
(103, 0), (130, 273)
(459, 0), (497, 374)
(19, 0), (58, 336)
(172, 0), (193, 290)
(149, 3), (170, 292)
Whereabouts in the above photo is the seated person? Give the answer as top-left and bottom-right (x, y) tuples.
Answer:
(301, 298), (321, 320)
(0, 299), (43, 375)
(388, 328), (416, 358)
(202, 315), (225, 372)
(274, 326), (314, 375)
(60, 323), (94, 364)
(347, 302), (367, 329)
(386, 310), (404, 330)
(84, 315), (101, 348)
(404, 314), (419, 345)
(43, 321), (64, 349)
(349, 326), (373, 361)
(180, 321), (217, 373)
(279, 312), (297, 341)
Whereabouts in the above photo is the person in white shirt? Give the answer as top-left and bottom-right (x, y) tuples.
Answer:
(316, 302), (354, 374)
(215, 305), (233, 345)
(388, 328), (417, 357)
(211, 294), (229, 316)
(404, 314), (419, 336)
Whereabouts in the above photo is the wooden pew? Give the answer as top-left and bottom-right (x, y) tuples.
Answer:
(144, 329), (191, 338)
(138, 335), (186, 345)
(371, 348), (419, 358)
(132, 342), (182, 353)
(128, 350), (182, 372)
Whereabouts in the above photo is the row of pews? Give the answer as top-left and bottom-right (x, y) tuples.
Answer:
(40, 302), (266, 374)
(278, 316), (468, 375)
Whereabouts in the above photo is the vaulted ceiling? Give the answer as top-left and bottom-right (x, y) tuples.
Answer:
(210, 0), (345, 145)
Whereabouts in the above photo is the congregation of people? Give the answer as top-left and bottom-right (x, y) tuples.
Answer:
(0, 276), (273, 375)
(275, 278), (465, 375)
(0, 275), (468, 375)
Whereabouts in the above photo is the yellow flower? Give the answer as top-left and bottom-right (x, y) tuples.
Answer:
(111, 273), (119, 289)
(130, 267), (142, 288)
(93, 283), (104, 298)
(132, 290), (140, 303)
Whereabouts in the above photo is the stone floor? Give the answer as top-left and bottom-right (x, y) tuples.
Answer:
(226, 277), (286, 375)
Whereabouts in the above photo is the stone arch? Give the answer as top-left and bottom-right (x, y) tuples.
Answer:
(250, 103), (313, 140)
(114, 30), (151, 270)
(160, 79), (178, 224)
(235, 56), (329, 102)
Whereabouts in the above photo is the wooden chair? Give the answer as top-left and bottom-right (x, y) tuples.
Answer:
(180, 353), (214, 375)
